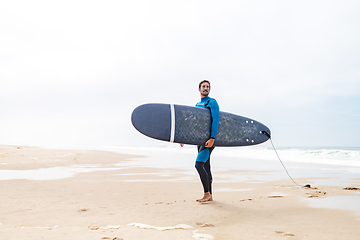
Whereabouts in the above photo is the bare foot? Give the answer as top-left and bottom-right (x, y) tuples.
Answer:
(196, 192), (212, 202)
(196, 193), (208, 202)
(198, 195), (213, 203)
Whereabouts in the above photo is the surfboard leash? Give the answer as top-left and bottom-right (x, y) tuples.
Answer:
(261, 131), (301, 187)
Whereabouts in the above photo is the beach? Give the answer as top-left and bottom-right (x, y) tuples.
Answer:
(0, 145), (360, 240)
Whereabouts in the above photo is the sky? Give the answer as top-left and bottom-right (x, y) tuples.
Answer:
(0, 0), (359, 148)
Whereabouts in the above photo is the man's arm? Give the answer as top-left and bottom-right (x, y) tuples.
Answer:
(206, 99), (220, 148)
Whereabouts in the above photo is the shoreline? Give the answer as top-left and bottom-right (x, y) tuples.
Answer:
(0, 145), (360, 240)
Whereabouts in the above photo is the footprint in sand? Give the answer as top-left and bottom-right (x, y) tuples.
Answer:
(196, 223), (214, 228)
(276, 231), (295, 237)
(343, 187), (360, 191)
(306, 190), (327, 198)
(308, 195), (318, 198)
(239, 198), (253, 202)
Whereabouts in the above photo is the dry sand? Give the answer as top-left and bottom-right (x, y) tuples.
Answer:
(0, 145), (359, 240)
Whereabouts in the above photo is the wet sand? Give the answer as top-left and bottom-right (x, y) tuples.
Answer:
(0, 145), (359, 240)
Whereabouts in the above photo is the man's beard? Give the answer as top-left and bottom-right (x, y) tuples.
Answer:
(201, 91), (209, 97)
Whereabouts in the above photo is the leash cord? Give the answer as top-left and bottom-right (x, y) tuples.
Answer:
(269, 138), (301, 186)
(261, 131), (301, 186)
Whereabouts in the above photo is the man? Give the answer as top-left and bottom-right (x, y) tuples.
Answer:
(182, 80), (220, 203)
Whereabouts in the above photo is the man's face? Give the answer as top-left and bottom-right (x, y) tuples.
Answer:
(199, 82), (210, 97)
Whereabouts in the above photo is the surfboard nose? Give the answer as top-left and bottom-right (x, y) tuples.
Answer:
(258, 125), (271, 144)
(260, 129), (271, 139)
(131, 104), (171, 141)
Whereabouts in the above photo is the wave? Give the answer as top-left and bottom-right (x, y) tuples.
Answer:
(213, 147), (360, 168)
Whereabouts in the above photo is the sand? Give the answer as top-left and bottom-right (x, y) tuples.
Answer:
(0, 145), (359, 240)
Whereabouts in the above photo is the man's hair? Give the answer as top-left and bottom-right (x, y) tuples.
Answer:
(199, 80), (211, 89)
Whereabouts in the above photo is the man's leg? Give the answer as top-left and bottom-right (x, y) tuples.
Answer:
(195, 145), (214, 202)
(195, 160), (211, 192)
(204, 158), (212, 194)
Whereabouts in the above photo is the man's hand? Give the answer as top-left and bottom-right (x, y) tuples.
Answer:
(205, 138), (215, 148)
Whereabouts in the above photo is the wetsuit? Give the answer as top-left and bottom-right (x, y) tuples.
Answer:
(195, 96), (220, 194)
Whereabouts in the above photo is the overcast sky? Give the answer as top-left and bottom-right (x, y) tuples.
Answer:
(1, 0), (359, 148)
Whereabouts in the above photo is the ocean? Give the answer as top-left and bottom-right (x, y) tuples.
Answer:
(96, 145), (360, 187)
(104, 145), (360, 168)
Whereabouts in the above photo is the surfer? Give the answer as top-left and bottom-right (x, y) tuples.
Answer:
(182, 80), (219, 203)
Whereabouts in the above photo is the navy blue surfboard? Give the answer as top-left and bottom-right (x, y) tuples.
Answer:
(131, 103), (271, 147)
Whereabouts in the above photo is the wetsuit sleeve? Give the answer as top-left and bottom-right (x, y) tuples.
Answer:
(208, 99), (220, 139)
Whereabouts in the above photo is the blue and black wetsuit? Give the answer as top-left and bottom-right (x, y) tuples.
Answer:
(195, 96), (220, 194)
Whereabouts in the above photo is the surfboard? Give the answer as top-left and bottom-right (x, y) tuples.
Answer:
(131, 103), (271, 147)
